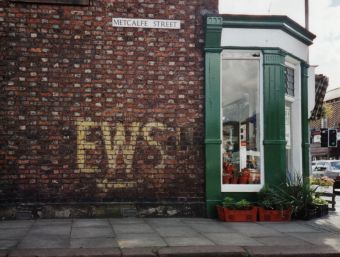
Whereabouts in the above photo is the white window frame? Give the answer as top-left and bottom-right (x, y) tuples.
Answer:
(220, 50), (264, 192)
(285, 56), (303, 175)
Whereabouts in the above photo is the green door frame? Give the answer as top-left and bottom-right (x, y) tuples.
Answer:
(204, 15), (315, 217)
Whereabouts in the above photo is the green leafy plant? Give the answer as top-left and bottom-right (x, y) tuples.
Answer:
(222, 197), (252, 210)
(258, 173), (329, 219)
(312, 197), (328, 206)
(235, 199), (252, 210)
(257, 186), (291, 210)
(222, 197), (235, 209)
(273, 172), (329, 219)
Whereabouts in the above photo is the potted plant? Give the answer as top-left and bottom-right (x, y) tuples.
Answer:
(221, 197), (257, 222)
(312, 196), (329, 218)
(222, 163), (234, 184)
(231, 169), (240, 184)
(238, 168), (250, 184)
(257, 187), (292, 222)
(277, 173), (328, 220)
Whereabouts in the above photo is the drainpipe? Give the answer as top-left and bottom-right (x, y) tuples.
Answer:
(305, 0), (309, 30)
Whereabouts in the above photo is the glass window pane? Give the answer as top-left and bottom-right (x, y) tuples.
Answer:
(285, 66), (295, 96)
(222, 58), (261, 185)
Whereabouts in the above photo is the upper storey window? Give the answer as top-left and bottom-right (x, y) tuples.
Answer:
(285, 66), (295, 97)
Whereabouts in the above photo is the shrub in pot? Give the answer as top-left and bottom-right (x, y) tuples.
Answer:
(276, 173), (328, 220)
(257, 187), (292, 222)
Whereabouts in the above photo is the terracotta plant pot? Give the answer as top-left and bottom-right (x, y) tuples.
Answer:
(223, 206), (257, 222)
(223, 174), (232, 184)
(258, 207), (292, 222)
(239, 169), (250, 184)
(216, 205), (226, 221)
(239, 175), (249, 184)
(231, 176), (239, 184)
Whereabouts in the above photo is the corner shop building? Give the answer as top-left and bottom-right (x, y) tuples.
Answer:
(0, 0), (315, 218)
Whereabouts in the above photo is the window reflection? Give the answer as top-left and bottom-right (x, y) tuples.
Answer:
(222, 58), (261, 185)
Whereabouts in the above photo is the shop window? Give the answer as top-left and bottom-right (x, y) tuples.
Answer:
(221, 51), (263, 192)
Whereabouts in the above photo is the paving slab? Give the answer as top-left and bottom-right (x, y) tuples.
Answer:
(73, 219), (110, 228)
(0, 221), (33, 229)
(70, 237), (118, 248)
(145, 218), (184, 227)
(261, 222), (321, 233)
(181, 218), (221, 224)
(288, 232), (340, 246)
(27, 225), (71, 237)
(116, 233), (167, 248)
(187, 223), (235, 233)
(164, 236), (215, 247)
(245, 244), (340, 257)
(113, 224), (154, 234)
(71, 227), (113, 238)
(18, 235), (69, 249)
(204, 233), (263, 246)
(9, 248), (121, 257)
(109, 218), (145, 225)
(34, 219), (72, 226)
(0, 240), (18, 250)
(154, 227), (198, 237)
(158, 246), (247, 257)
(304, 215), (340, 233)
(224, 223), (282, 237)
(253, 235), (311, 246)
(0, 229), (28, 240)
(121, 247), (158, 257)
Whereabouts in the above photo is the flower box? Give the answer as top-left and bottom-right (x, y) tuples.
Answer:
(216, 205), (226, 221)
(223, 206), (257, 222)
(258, 207), (292, 222)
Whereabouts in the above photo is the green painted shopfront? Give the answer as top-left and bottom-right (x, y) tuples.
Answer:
(204, 15), (316, 216)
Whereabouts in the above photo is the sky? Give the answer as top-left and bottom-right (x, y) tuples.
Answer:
(219, 0), (340, 90)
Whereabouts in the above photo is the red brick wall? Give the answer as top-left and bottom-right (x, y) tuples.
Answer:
(0, 0), (218, 204)
(310, 98), (340, 130)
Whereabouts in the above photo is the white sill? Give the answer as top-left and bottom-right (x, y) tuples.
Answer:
(285, 95), (295, 102)
(221, 184), (263, 192)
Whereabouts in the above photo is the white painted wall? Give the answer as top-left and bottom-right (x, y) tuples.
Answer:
(221, 28), (309, 62)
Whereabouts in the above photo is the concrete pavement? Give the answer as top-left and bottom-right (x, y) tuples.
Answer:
(1, 210), (340, 257)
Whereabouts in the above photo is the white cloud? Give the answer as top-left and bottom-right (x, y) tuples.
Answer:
(219, 0), (340, 89)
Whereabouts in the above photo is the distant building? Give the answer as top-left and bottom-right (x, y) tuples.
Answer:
(310, 86), (340, 160)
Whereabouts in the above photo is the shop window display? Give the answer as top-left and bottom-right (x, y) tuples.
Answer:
(221, 52), (261, 185)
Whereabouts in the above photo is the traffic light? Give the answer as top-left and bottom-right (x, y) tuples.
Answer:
(329, 129), (337, 147)
(321, 128), (328, 147)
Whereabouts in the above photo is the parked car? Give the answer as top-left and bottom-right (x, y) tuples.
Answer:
(312, 160), (340, 179)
